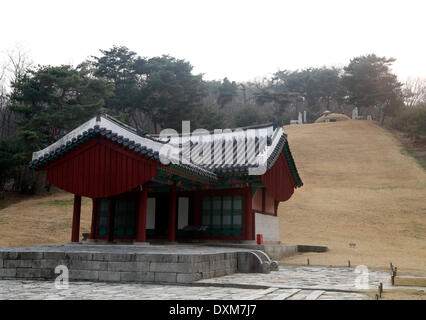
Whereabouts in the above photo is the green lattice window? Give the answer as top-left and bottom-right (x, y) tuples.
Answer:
(97, 197), (137, 237)
(114, 197), (136, 236)
(97, 198), (109, 236)
(201, 195), (243, 236)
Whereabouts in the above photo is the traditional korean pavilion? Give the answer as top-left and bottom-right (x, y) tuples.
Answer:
(29, 115), (302, 244)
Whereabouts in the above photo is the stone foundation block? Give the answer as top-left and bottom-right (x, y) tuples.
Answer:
(16, 268), (42, 278)
(43, 252), (66, 260)
(40, 268), (55, 279)
(0, 252), (19, 260)
(193, 262), (209, 273)
(69, 269), (99, 281)
(149, 262), (192, 273)
(70, 260), (108, 271)
(33, 259), (68, 269)
(98, 271), (121, 282)
(177, 255), (194, 263)
(93, 253), (136, 262)
(4, 260), (32, 268)
(0, 268), (16, 278)
(140, 254), (178, 263)
(176, 273), (194, 283)
(66, 252), (93, 261)
(19, 252), (44, 260)
(108, 261), (149, 272)
(154, 272), (177, 283)
(120, 271), (154, 282)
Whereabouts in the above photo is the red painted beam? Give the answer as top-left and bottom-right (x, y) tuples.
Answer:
(136, 185), (148, 242)
(168, 184), (177, 242)
(71, 195), (81, 242)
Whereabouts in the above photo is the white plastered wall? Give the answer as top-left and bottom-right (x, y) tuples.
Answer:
(146, 198), (156, 229)
(254, 212), (280, 242)
(177, 197), (189, 230)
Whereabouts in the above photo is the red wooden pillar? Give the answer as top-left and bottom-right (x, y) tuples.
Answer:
(89, 198), (98, 239)
(107, 197), (115, 242)
(245, 185), (254, 241)
(168, 184), (177, 242)
(136, 185), (148, 242)
(71, 195), (82, 242)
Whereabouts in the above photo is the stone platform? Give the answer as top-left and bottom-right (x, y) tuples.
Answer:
(200, 242), (328, 260)
(0, 244), (276, 284)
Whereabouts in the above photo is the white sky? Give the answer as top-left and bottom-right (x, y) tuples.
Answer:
(1, 0), (425, 82)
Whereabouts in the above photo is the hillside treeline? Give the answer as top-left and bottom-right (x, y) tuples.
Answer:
(0, 46), (425, 194)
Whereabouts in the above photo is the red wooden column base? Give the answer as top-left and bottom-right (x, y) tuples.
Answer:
(168, 184), (177, 242)
(136, 185), (148, 243)
(71, 195), (82, 242)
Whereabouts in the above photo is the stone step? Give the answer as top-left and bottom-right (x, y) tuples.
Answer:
(272, 289), (301, 300)
(287, 290), (313, 300)
(306, 290), (325, 300)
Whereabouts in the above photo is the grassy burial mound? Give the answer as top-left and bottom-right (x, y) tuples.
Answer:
(279, 120), (426, 276)
(315, 113), (351, 123)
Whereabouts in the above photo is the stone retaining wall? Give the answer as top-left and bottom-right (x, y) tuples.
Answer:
(0, 251), (238, 284)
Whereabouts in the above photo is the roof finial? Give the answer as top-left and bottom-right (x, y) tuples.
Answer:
(96, 108), (107, 122)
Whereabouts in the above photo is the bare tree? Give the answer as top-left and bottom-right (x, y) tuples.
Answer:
(403, 77), (426, 107)
(0, 45), (33, 139)
(0, 61), (12, 139)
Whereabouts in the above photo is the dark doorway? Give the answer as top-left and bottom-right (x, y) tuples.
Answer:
(154, 194), (169, 236)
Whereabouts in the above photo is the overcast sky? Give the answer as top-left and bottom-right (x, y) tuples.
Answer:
(1, 0), (425, 82)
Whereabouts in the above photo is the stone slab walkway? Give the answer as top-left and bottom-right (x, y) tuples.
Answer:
(0, 280), (369, 300)
(0, 265), (385, 300)
(199, 265), (391, 291)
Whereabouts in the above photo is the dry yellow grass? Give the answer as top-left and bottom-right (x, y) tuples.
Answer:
(279, 120), (426, 276)
(394, 276), (426, 287)
(0, 191), (92, 246)
(365, 288), (426, 300)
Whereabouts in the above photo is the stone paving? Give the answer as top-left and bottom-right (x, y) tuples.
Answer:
(199, 265), (391, 291)
(0, 264), (385, 300)
(0, 280), (369, 300)
(0, 280), (261, 300)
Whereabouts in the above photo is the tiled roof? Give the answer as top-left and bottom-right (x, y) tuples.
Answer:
(29, 115), (302, 185)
